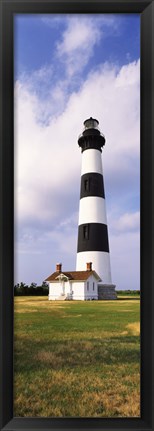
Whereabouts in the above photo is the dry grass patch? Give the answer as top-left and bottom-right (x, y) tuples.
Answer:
(61, 314), (82, 318)
(98, 389), (140, 417)
(117, 309), (135, 312)
(15, 368), (140, 417)
(126, 322), (140, 336)
(14, 308), (38, 313)
(36, 350), (61, 365)
(121, 322), (140, 336)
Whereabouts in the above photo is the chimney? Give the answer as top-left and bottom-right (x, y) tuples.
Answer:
(56, 263), (62, 273)
(86, 262), (92, 271)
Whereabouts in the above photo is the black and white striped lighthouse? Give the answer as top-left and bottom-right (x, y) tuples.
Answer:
(76, 117), (116, 299)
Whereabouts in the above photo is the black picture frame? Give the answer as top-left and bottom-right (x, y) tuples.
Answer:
(0, 0), (154, 430)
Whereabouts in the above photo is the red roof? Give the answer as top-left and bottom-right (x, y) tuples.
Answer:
(45, 270), (101, 282)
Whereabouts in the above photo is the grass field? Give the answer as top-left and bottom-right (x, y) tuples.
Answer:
(14, 296), (140, 418)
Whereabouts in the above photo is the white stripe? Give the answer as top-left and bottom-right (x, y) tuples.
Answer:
(78, 196), (107, 225)
(76, 251), (112, 284)
(81, 149), (103, 175)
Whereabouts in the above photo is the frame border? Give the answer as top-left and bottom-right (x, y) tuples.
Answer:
(0, 1), (154, 430)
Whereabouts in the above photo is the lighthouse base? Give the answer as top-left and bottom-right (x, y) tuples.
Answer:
(98, 284), (117, 300)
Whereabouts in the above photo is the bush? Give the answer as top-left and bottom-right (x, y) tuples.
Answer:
(14, 282), (49, 296)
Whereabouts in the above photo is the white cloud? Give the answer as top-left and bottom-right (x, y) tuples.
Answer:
(116, 211), (140, 232)
(18, 65), (54, 93)
(109, 210), (140, 234)
(115, 60), (140, 87)
(56, 17), (102, 77)
(110, 230), (140, 290)
(15, 67), (66, 124)
(57, 17), (101, 54)
(54, 14), (122, 79)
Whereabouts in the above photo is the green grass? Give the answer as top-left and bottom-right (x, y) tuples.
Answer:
(14, 296), (140, 418)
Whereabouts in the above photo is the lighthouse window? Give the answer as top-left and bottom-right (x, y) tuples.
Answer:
(84, 179), (89, 192)
(93, 282), (95, 291)
(87, 282), (89, 291)
(83, 225), (89, 240)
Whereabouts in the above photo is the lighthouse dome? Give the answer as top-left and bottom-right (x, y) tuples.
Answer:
(83, 117), (99, 130)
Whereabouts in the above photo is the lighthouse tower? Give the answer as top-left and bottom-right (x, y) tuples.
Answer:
(76, 117), (116, 299)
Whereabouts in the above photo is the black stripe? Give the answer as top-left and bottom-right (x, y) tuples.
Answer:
(77, 223), (109, 252)
(80, 173), (105, 199)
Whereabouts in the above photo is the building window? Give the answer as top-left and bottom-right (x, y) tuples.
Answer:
(87, 282), (89, 291)
(83, 224), (89, 240)
(93, 282), (95, 291)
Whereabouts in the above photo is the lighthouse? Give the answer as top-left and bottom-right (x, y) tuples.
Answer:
(76, 117), (116, 299)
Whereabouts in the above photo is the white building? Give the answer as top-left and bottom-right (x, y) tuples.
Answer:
(46, 262), (101, 300)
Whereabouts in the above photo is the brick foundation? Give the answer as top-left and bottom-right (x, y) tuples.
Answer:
(98, 284), (117, 300)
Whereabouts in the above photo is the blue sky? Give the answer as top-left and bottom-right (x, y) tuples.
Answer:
(14, 14), (140, 290)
